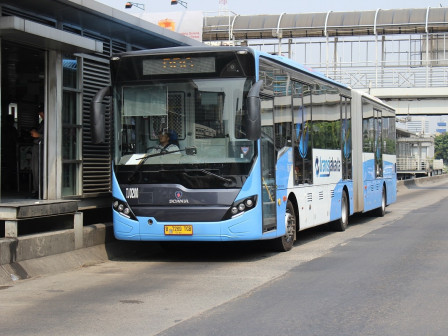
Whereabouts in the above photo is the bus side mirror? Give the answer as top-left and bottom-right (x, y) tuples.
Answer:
(246, 80), (263, 140)
(90, 86), (111, 144)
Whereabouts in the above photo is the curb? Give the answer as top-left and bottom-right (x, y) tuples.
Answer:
(397, 174), (448, 191)
(0, 223), (115, 286)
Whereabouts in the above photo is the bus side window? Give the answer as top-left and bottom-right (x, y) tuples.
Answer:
(293, 81), (312, 185)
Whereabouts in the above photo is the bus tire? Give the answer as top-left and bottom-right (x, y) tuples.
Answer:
(270, 200), (296, 252)
(373, 188), (386, 217)
(329, 191), (348, 232)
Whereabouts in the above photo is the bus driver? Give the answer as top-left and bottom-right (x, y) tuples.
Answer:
(150, 129), (180, 154)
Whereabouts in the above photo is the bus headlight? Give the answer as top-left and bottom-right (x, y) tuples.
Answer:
(112, 198), (137, 220)
(224, 196), (258, 219)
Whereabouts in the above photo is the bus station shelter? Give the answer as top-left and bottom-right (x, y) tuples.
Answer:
(0, 0), (201, 205)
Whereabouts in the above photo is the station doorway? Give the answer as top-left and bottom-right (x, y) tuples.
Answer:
(1, 41), (45, 200)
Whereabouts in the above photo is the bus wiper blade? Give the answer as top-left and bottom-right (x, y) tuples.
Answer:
(127, 151), (177, 182)
(200, 169), (232, 184)
(127, 147), (197, 182)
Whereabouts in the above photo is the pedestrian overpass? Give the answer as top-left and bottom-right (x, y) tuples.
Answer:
(203, 7), (448, 120)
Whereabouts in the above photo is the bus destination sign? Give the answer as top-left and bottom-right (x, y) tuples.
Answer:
(143, 56), (216, 75)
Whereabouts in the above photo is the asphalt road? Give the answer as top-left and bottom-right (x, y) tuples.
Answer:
(1, 179), (448, 336)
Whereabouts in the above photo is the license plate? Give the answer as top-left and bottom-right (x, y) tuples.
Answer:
(164, 225), (193, 236)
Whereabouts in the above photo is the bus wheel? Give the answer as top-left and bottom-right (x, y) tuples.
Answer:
(270, 200), (296, 252)
(373, 188), (386, 217)
(330, 191), (348, 232)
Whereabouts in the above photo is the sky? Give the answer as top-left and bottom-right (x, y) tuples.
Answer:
(97, 0), (448, 15)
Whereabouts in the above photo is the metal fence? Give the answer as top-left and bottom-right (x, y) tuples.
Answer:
(397, 157), (445, 174)
(241, 34), (448, 89)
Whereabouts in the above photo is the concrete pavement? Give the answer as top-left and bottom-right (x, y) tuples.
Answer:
(1, 174), (447, 286)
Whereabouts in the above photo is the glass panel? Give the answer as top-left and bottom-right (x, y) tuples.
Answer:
(362, 100), (375, 153)
(375, 109), (383, 177)
(62, 91), (77, 124)
(341, 97), (352, 180)
(123, 86), (167, 117)
(382, 109), (396, 155)
(195, 91), (225, 138)
(312, 84), (341, 150)
(62, 55), (80, 196)
(62, 163), (76, 196)
(62, 128), (78, 160)
(63, 58), (78, 89)
(62, 92), (78, 161)
(115, 78), (254, 166)
(293, 82), (313, 184)
(273, 72), (292, 150)
(258, 57), (278, 226)
(261, 97), (276, 232)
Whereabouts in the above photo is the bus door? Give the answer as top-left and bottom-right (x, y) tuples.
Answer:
(260, 97), (277, 232)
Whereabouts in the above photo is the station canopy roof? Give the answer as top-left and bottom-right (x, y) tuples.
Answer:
(203, 7), (448, 41)
(0, 0), (200, 52)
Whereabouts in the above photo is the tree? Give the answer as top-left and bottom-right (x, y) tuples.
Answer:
(434, 133), (448, 163)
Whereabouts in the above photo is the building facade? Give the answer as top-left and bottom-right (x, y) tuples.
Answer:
(0, 0), (200, 203)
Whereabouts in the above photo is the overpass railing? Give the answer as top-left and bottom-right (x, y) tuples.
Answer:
(313, 63), (448, 89)
(397, 157), (445, 174)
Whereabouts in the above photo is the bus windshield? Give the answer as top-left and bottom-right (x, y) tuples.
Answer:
(113, 77), (256, 187)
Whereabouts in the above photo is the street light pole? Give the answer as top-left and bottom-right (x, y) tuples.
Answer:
(125, 2), (145, 10)
(171, 0), (188, 8)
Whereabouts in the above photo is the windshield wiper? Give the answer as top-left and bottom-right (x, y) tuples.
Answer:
(199, 169), (232, 184)
(127, 147), (197, 182)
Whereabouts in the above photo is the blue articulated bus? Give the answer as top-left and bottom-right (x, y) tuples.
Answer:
(91, 46), (396, 252)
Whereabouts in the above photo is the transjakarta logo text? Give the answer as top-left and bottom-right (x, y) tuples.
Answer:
(315, 156), (341, 177)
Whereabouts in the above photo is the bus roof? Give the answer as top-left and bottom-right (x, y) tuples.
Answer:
(253, 49), (350, 90)
(353, 89), (395, 111)
(113, 46), (349, 90)
(113, 46), (251, 58)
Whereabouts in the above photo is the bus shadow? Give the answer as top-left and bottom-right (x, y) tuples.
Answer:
(293, 212), (377, 246)
(105, 212), (380, 263)
(106, 240), (270, 263)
